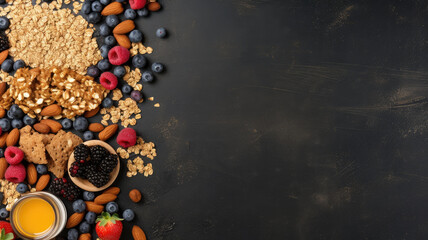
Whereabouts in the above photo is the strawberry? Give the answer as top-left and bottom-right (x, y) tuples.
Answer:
(0, 221), (15, 240)
(95, 212), (123, 240)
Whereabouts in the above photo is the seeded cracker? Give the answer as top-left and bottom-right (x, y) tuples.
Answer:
(19, 126), (53, 164)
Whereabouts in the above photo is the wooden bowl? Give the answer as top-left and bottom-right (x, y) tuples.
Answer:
(68, 140), (120, 192)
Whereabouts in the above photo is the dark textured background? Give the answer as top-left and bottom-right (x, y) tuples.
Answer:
(80, 0), (428, 239)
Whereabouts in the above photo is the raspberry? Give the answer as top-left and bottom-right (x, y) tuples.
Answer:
(0, 127), (2, 136)
(108, 46), (130, 65)
(129, 0), (146, 10)
(100, 72), (118, 90)
(5, 164), (26, 183)
(116, 128), (137, 148)
(5, 146), (24, 165)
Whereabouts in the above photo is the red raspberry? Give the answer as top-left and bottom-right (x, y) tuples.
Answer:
(5, 146), (24, 165)
(116, 128), (137, 148)
(108, 46), (130, 65)
(0, 127), (2, 136)
(100, 72), (118, 90)
(5, 164), (26, 183)
(129, 0), (146, 10)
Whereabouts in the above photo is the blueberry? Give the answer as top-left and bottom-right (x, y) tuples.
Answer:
(97, 59), (110, 71)
(72, 199), (86, 213)
(67, 228), (79, 240)
(0, 17), (9, 30)
(61, 118), (73, 129)
(91, 1), (102, 12)
(131, 90), (143, 102)
(0, 149), (3, 158)
(121, 84), (132, 94)
(137, 8), (149, 17)
(82, 191), (95, 201)
(156, 27), (167, 38)
(36, 164), (48, 175)
(88, 12), (101, 23)
(23, 115), (37, 126)
(11, 119), (24, 129)
(13, 59), (25, 71)
(116, 0), (125, 2)
(105, 15), (119, 28)
(99, 24), (111, 37)
(102, 97), (113, 108)
(129, 29), (143, 43)
(73, 117), (89, 132)
(83, 131), (94, 141)
(1, 59), (13, 72)
(132, 54), (146, 68)
(9, 104), (24, 119)
(151, 62), (164, 73)
(81, 2), (91, 14)
(0, 119), (11, 132)
(0, 0), (5, 4)
(100, 44), (111, 58)
(106, 202), (118, 213)
(16, 183), (28, 193)
(87, 65), (100, 78)
(79, 221), (90, 233)
(104, 35), (116, 46)
(85, 211), (97, 224)
(0, 208), (8, 218)
(141, 71), (154, 83)
(122, 209), (135, 221)
(113, 66), (126, 78)
(124, 9), (136, 20)
(100, 0), (109, 5)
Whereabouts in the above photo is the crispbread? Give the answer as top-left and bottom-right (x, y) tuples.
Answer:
(19, 126), (53, 164)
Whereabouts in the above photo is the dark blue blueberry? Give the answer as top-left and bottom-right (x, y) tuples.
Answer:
(11, 119), (24, 129)
(81, 2), (91, 14)
(82, 191), (95, 201)
(100, 44), (111, 58)
(83, 131), (94, 141)
(105, 15), (119, 28)
(0, 0), (6, 4)
(141, 71), (154, 83)
(104, 35), (116, 46)
(1, 59), (13, 72)
(121, 84), (132, 94)
(131, 90), (143, 102)
(16, 183), (28, 193)
(61, 118), (73, 129)
(132, 54), (146, 68)
(122, 209), (135, 221)
(156, 27), (167, 38)
(72, 199), (86, 213)
(99, 24), (111, 37)
(85, 211), (97, 224)
(151, 62), (164, 73)
(67, 229), (78, 240)
(36, 164), (48, 175)
(0, 119), (10, 132)
(0, 208), (8, 218)
(129, 29), (143, 43)
(106, 202), (118, 213)
(87, 12), (101, 23)
(124, 9), (136, 20)
(13, 59), (25, 71)
(23, 115), (37, 126)
(113, 66), (126, 78)
(0, 17), (9, 30)
(87, 65), (100, 78)
(100, 0), (109, 5)
(102, 97), (113, 108)
(97, 59), (110, 71)
(6, 110), (13, 119)
(91, 1), (102, 12)
(79, 221), (90, 233)
(73, 117), (89, 132)
(9, 104), (24, 119)
(0, 149), (3, 158)
(137, 8), (149, 17)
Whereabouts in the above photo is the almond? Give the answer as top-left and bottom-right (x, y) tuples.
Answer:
(113, 20), (135, 34)
(132, 226), (147, 240)
(85, 201), (104, 214)
(101, 2), (123, 16)
(98, 124), (118, 141)
(0, 108), (4, 118)
(78, 233), (91, 240)
(94, 193), (117, 205)
(40, 104), (62, 116)
(40, 119), (62, 133)
(103, 186), (120, 195)
(129, 189), (142, 203)
(27, 163), (37, 185)
(0, 158), (8, 179)
(33, 123), (50, 134)
(84, 106), (100, 118)
(36, 174), (50, 191)
(89, 123), (104, 132)
(0, 82), (6, 96)
(114, 34), (131, 49)
(0, 50), (8, 65)
(66, 212), (85, 228)
(0, 133), (8, 148)
(6, 128), (19, 146)
(147, 2), (161, 11)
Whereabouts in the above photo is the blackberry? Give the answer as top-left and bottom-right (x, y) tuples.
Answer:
(84, 162), (97, 176)
(100, 154), (117, 174)
(49, 178), (82, 201)
(0, 31), (8, 52)
(90, 145), (108, 163)
(74, 144), (90, 161)
(69, 159), (87, 178)
(87, 172), (109, 188)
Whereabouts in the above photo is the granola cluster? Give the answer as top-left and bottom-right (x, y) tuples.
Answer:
(116, 137), (156, 177)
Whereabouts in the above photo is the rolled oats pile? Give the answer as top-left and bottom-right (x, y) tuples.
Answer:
(100, 89), (143, 127)
(116, 136), (157, 177)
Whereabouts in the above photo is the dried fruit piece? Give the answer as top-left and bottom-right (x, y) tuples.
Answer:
(114, 34), (131, 49)
(113, 20), (135, 34)
(6, 128), (19, 146)
(26, 163), (37, 185)
(101, 2), (124, 16)
(85, 201), (104, 214)
(148, 2), (161, 11)
(66, 212), (85, 228)
(103, 186), (120, 195)
(99, 124), (118, 141)
(132, 225), (147, 240)
(94, 193), (117, 205)
(33, 123), (50, 134)
(0, 158), (8, 179)
(129, 189), (141, 203)
(40, 104), (62, 116)
(89, 123), (105, 132)
(84, 106), (100, 118)
(40, 119), (62, 133)
(36, 174), (50, 191)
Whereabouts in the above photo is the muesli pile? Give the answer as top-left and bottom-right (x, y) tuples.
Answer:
(0, 0), (167, 238)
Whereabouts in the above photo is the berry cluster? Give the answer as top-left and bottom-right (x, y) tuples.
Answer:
(49, 177), (82, 201)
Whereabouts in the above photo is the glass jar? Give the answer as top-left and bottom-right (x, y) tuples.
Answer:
(10, 191), (67, 240)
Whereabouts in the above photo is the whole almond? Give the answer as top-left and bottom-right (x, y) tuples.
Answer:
(0, 133), (8, 148)
(27, 163), (37, 185)
(0, 50), (8, 65)
(98, 124), (118, 141)
(79, 233), (91, 240)
(84, 106), (100, 118)
(0, 108), (5, 118)
(40, 119), (62, 133)
(36, 174), (50, 191)
(33, 123), (50, 134)
(0, 82), (6, 96)
(89, 123), (104, 132)
(129, 189), (142, 203)
(85, 201), (104, 214)
(40, 104), (62, 116)
(6, 128), (19, 146)
(148, 2), (161, 11)
(101, 2), (123, 16)
(132, 226), (147, 240)
(113, 20), (135, 34)
(94, 193), (117, 205)
(66, 212), (85, 228)
(103, 186), (120, 195)
(0, 158), (8, 179)
(114, 34), (131, 49)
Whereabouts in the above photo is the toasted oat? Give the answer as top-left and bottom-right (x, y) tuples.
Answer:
(120, 136), (156, 177)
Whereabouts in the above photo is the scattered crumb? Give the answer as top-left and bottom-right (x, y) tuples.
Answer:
(154, 103), (160, 107)
(148, 97), (154, 101)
